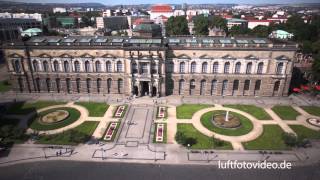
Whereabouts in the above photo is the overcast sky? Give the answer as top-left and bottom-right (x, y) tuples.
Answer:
(6, 0), (320, 5)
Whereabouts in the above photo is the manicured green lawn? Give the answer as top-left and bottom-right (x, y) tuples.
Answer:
(300, 106), (320, 117)
(37, 121), (99, 145)
(223, 104), (271, 120)
(75, 102), (109, 117)
(176, 104), (214, 119)
(153, 123), (167, 143)
(6, 101), (66, 115)
(112, 105), (128, 118)
(176, 124), (232, 150)
(289, 125), (320, 139)
(271, 105), (300, 120)
(200, 111), (253, 136)
(0, 80), (11, 92)
(243, 125), (290, 150)
(29, 107), (81, 131)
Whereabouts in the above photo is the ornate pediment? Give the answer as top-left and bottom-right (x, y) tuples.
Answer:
(101, 54), (115, 58)
(244, 55), (258, 60)
(8, 53), (23, 58)
(80, 53), (93, 58)
(275, 55), (289, 61)
(199, 54), (212, 59)
(38, 53), (51, 58)
(176, 54), (191, 59)
(59, 53), (71, 58)
(221, 54), (235, 59)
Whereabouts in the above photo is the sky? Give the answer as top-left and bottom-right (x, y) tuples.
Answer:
(6, 0), (320, 5)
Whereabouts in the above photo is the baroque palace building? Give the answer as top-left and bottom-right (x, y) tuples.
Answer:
(3, 36), (297, 97)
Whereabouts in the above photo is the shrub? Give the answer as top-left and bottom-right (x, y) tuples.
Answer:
(175, 131), (186, 145)
(212, 136), (224, 147)
(282, 132), (298, 147)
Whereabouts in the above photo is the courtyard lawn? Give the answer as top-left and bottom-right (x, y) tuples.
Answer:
(176, 104), (214, 119)
(0, 80), (11, 92)
(112, 105), (128, 118)
(300, 106), (320, 117)
(271, 105), (300, 120)
(153, 123), (167, 143)
(6, 101), (66, 115)
(223, 104), (271, 120)
(75, 102), (109, 117)
(243, 125), (290, 150)
(176, 123), (233, 150)
(29, 107), (81, 131)
(200, 111), (253, 136)
(289, 125), (320, 139)
(37, 121), (99, 145)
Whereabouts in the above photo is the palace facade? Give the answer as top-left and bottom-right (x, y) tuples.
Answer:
(3, 36), (297, 97)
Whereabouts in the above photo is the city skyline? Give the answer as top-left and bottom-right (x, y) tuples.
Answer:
(6, 0), (320, 5)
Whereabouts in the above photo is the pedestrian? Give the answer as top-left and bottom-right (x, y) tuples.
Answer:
(56, 152), (58, 156)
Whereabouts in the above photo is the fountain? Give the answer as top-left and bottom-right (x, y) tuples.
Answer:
(211, 111), (241, 129)
(307, 118), (320, 127)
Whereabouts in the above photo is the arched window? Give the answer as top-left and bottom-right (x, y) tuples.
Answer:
(179, 62), (185, 73)
(18, 77), (23, 92)
(246, 62), (252, 74)
(13, 60), (21, 73)
(211, 80), (217, 95)
(97, 78), (102, 93)
(106, 61), (112, 72)
(189, 79), (195, 95)
(255, 80), (261, 91)
(118, 78), (123, 93)
(76, 78), (81, 93)
(86, 78), (91, 93)
(95, 61), (101, 72)
(233, 80), (239, 91)
(273, 81), (280, 93)
(244, 80), (250, 91)
(190, 62), (196, 73)
(33, 60), (39, 72)
(43, 61), (49, 72)
(85, 61), (90, 72)
(56, 78), (61, 93)
(202, 62), (208, 73)
(53, 61), (59, 72)
(213, 62), (219, 74)
(132, 62), (137, 73)
(235, 62), (241, 74)
(151, 62), (157, 74)
(64, 61), (69, 72)
(224, 62), (230, 74)
(66, 78), (71, 93)
(107, 78), (112, 93)
(257, 62), (263, 74)
(46, 78), (51, 92)
(35, 78), (41, 92)
(200, 80), (206, 95)
(276, 62), (284, 74)
(178, 79), (185, 95)
(222, 80), (228, 95)
(116, 61), (123, 72)
(167, 61), (174, 73)
(74, 61), (80, 72)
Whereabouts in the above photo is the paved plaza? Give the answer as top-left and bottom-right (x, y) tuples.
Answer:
(0, 92), (320, 167)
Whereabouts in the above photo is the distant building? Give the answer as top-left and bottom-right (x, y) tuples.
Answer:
(76, 27), (97, 36)
(269, 30), (294, 40)
(53, 7), (67, 13)
(0, 18), (41, 41)
(21, 28), (42, 37)
(227, 18), (248, 29)
(0, 12), (42, 22)
(102, 10), (112, 17)
(96, 16), (129, 31)
(247, 20), (272, 29)
(133, 22), (162, 37)
(173, 10), (185, 16)
(208, 27), (226, 37)
(149, 4), (173, 20)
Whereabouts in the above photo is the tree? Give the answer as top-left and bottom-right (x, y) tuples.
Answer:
(209, 16), (227, 32)
(193, 15), (209, 35)
(251, 25), (270, 38)
(165, 16), (189, 36)
(282, 132), (298, 147)
(229, 25), (251, 36)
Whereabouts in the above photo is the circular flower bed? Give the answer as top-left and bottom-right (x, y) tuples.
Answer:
(307, 118), (320, 127)
(200, 110), (253, 136)
(29, 107), (81, 131)
(212, 113), (241, 129)
(39, 110), (69, 124)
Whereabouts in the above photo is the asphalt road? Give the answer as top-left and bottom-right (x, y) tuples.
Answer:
(0, 161), (320, 180)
